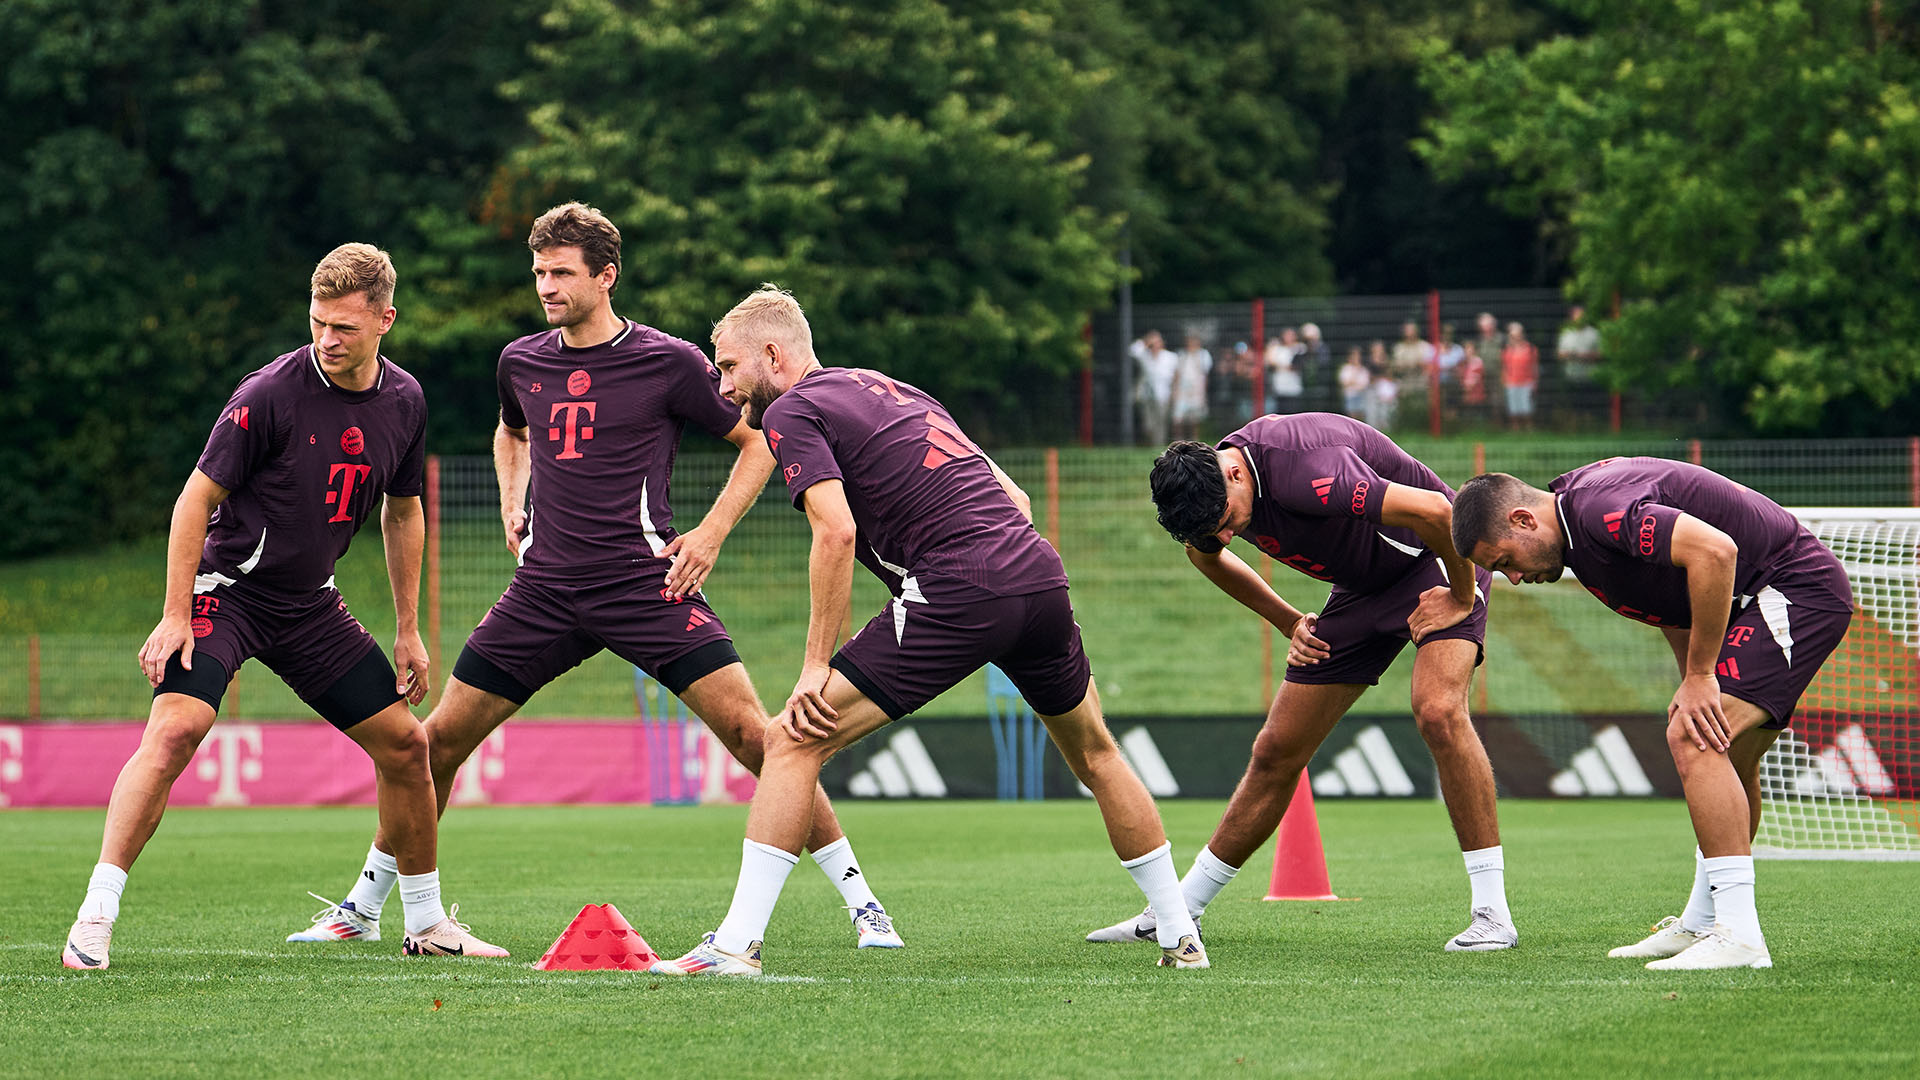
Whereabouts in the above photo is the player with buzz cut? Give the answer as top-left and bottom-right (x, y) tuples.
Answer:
(1451, 461), (1853, 970)
(1086, 416), (1517, 952)
(650, 285), (1208, 976)
(63, 244), (504, 970)
(290, 205), (901, 951)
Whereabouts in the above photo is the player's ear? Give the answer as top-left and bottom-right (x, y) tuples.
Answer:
(1509, 506), (1536, 532)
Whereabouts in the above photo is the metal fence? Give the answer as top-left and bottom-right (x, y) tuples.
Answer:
(6, 438), (1916, 720)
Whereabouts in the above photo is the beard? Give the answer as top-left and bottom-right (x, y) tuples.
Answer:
(741, 380), (783, 429)
(543, 296), (585, 327)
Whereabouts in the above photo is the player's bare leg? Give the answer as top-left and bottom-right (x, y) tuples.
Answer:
(1086, 679), (1359, 946)
(65, 694), (220, 969)
(1410, 639), (1516, 951)
(680, 662), (899, 946)
(1646, 695), (1777, 970)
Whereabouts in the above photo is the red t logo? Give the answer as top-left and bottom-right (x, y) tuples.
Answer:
(326, 463), (373, 522)
(548, 401), (597, 460)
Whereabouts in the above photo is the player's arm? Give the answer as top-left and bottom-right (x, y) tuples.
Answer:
(1661, 626), (1691, 674)
(780, 479), (858, 741)
(661, 418), (775, 600)
(381, 494), (430, 706)
(1379, 483), (1477, 642)
(984, 455), (1033, 523)
(1668, 513), (1739, 753)
(1186, 544), (1330, 667)
(138, 470), (230, 688)
(494, 418), (531, 558)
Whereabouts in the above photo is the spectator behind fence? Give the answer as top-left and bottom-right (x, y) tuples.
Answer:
(1460, 339), (1489, 418)
(1228, 340), (1258, 423)
(1435, 323), (1464, 418)
(1171, 332), (1213, 440)
(1501, 321), (1539, 431)
(1474, 311), (1506, 373)
(1130, 329), (1177, 445)
(1557, 304), (1601, 383)
(1299, 322), (1331, 406)
(1391, 319), (1434, 426)
(1364, 339), (1397, 432)
(1264, 332), (1304, 414)
(1338, 345), (1370, 417)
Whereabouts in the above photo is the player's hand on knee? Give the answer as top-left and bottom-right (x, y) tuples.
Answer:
(1669, 673), (1730, 752)
(502, 508), (528, 557)
(1407, 585), (1471, 643)
(660, 524), (721, 601)
(780, 664), (840, 741)
(394, 631), (431, 706)
(1286, 612), (1329, 667)
(139, 615), (194, 688)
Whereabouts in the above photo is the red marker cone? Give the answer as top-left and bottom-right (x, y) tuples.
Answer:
(534, 903), (661, 970)
(1264, 773), (1342, 901)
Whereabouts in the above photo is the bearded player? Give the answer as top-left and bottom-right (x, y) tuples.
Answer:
(1086, 417), (1517, 952)
(650, 285), (1207, 976)
(64, 244), (502, 969)
(289, 206), (899, 950)
(1452, 461), (1852, 969)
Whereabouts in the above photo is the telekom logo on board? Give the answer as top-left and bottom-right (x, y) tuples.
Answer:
(193, 725), (265, 806)
(0, 726), (23, 807)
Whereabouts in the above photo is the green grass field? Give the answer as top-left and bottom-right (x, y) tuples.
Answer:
(3, 799), (1916, 1078)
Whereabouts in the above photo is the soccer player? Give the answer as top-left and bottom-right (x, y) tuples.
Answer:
(650, 286), (1207, 976)
(1450, 461), (1853, 970)
(1087, 416), (1518, 952)
(63, 244), (502, 970)
(291, 206), (900, 950)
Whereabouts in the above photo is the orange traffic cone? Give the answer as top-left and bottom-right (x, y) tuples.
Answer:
(1263, 773), (1344, 901)
(534, 903), (661, 970)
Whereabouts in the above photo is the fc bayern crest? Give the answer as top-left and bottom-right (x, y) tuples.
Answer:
(568, 369), (591, 396)
(341, 427), (365, 455)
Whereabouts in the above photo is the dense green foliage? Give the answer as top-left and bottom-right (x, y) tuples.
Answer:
(1421, 0), (1920, 430)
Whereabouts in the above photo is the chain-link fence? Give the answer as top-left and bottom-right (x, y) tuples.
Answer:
(6, 437), (1916, 720)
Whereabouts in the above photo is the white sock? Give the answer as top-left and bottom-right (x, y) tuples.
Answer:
(397, 870), (448, 935)
(1122, 842), (1197, 948)
(811, 836), (880, 910)
(1702, 854), (1762, 946)
(713, 839), (800, 953)
(1678, 847), (1715, 934)
(77, 863), (128, 922)
(344, 843), (399, 918)
(1462, 845), (1511, 923)
(1179, 846), (1241, 918)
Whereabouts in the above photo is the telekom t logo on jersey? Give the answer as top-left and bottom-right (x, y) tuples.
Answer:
(326, 463), (373, 522)
(548, 368), (596, 460)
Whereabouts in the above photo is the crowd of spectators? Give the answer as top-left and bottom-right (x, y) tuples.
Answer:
(1127, 304), (1604, 443)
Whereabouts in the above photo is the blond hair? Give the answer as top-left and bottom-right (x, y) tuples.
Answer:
(712, 284), (814, 356)
(311, 243), (396, 310)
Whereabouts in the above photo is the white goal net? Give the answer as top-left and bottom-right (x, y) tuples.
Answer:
(1753, 509), (1920, 859)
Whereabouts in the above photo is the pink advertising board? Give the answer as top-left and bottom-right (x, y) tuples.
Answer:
(0, 721), (756, 809)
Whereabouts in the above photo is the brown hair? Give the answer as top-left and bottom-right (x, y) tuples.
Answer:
(310, 243), (396, 310)
(528, 202), (622, 291)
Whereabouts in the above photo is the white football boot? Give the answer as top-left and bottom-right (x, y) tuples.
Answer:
(1644, 927), (1771, 970)
(400, 903), (509, 958)
(287, 892), (381, 942)
(62, 917), (114, 970)
(849, 902), (904, 949)
(1607, 915), (1707, 960)
(1086, 905), (1160, 944)
(1158, 933), (1210, 969)
(649, 932), (763, 977)
(1445, 906), (1519, 952)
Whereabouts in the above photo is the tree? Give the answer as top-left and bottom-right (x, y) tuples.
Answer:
(1421, 0), (1920, 430)
(484, 0), (1124, 439)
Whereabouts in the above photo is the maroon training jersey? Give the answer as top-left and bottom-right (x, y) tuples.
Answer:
(1218, 413), (1453, 594)
(1551, 457), (1852, 627)
(763, 367), (1067, 599)
(195, 346), (426, 598)
(497, 320), (741, 581)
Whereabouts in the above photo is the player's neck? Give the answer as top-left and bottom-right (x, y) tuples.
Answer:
(318, 349), (381, 393)
(559, 305), (626, 350)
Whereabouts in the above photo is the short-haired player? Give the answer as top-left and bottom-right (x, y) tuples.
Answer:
(63, 244), (502, 969)
(1452, 461), (1853, 969)
(1085, 418), (1517, 952)
(650, 286), (1208, 976)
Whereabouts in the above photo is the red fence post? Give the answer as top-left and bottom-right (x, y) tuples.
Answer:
(1079, 367), (1094, 446)
(1427, 289), (1443, 437)
(1472, 441), (1487, 477)
(1250, 298), (1267, 417)
(1044, 447), (1061, 549)
(426, 454), (443, 707)
(1688, 439), (1702, 467)
(27, 634), (40, 720)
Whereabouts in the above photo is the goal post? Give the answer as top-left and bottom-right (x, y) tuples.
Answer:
(1754, 509), (1920, 860)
